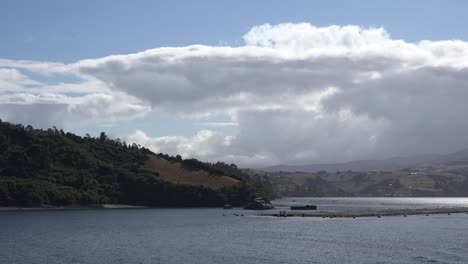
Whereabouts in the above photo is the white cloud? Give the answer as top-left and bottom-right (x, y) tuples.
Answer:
(200, 122), (239, 127)
(2, 23), (468, 166)
(0, 69), (150, 129)
(0, 68), (42, 92)
(0, 59), (70, 75)
(243, 23), (391, 51)
(127, 130), (233, 161)
(0, 92), (150, 129)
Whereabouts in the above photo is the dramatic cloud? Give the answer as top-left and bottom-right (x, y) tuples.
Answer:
(127, 129), (233, 161)
(2, 23), (468, 166)
(0, 62), (150, 129)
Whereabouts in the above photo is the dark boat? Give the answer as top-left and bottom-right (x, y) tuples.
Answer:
(290, 205), (317, 210)
(244, 198), (274, 210)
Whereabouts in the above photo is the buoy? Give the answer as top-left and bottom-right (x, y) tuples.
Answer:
(377, 215), (381, 218)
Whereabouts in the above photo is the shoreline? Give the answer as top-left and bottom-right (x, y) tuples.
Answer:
(0, 204), (148, 211)
(0, 204), (234, 211)
(261, 207), (468, 218)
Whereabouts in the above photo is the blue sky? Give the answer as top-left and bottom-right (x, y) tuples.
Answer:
(2, 1), (468, 166)
(2, 0), (468, 62)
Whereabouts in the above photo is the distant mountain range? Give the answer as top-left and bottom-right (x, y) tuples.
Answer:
(263, 148), (468, 173)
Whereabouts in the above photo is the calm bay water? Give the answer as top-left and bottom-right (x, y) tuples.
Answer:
(2, 198), (468, 264)
(273, 197), (468, 211)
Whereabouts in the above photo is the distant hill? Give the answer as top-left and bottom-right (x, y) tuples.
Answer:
(261, 148), (468, 197)
(433, 148), (468, 164)
(0, 120), (273, 207)
(268, 166), (468, 197)
(263, 150), (468, 173)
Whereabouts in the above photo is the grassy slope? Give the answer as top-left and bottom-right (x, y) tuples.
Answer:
(144, 155), (239, 189)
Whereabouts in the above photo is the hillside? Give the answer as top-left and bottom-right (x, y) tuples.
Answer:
(263, 150), (468, 173)
(266, 167), (468, 197)
(261, 148), (468, 197)
(0, 120), (273, 207)
(144, 155), (239, 189)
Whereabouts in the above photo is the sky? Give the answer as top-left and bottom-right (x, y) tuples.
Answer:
(1, 0), (468, 167)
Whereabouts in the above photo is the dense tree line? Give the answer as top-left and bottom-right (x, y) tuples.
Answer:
(0, 120), (273, 207)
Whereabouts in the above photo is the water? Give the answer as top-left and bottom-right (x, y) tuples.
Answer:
(273, 197), (468, 211)
(2, 198), (468, 264)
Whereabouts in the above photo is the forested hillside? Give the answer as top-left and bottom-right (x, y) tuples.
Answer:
(0, 120), (274, 207)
